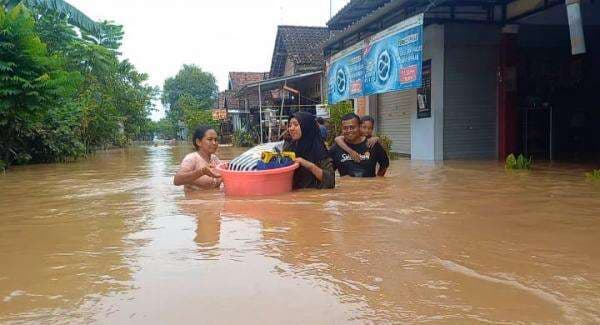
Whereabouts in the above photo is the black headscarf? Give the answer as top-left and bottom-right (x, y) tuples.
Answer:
(285, 111), (329, 189)
(287, 111), (328, 163)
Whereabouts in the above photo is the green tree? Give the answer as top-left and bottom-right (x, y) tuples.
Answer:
(1, 0), (100, 34)
(0, 5), (80, 167)
(154, 117), (177, 139)
(26, 101), (86, 162)
(1, 4), (155, 169)
(37, 14), (156, 149)
(178, 94), (217, 135)
(162, 64), (218, 125)
(82, 20), (123, 52)
(114, 60), (158, 140)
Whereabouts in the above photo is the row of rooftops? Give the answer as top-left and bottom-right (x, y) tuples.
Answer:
(326, 0), (391, 30)
(217, 0), (588, 109)
(215, 0), (402, 109)
(232, 0), (387, 79)
(215, 25), (333, 109)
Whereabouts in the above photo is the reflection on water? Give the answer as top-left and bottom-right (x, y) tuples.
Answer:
(1, 145), (600, 323)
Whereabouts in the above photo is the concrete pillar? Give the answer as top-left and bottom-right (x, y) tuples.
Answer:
(411, 24), (444, 160)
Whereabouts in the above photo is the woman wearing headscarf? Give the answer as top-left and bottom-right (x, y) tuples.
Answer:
(283, 111), (335, 189)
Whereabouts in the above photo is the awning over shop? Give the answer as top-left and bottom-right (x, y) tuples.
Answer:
(238, 71), (322, 94)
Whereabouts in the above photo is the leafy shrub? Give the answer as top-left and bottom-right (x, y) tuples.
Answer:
(28, 102), (87, 162)
(326, 100), (353, 144)
(114, 133), (130, 147)
(179, 95), (218, 135)
(379, 135), (393, 154)
(505, 153), (532, 170)
(0, 6), (156, 170)
(0, 5), (80, 168)
(232, 129), (255, 147)
(585, 169), (600, 181)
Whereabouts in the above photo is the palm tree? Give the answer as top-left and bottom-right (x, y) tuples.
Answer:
(1, 0), (100, 34)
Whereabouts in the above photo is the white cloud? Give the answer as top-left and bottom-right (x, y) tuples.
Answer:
(68, 0), (351, 120)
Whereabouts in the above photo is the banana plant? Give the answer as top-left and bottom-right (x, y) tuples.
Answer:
(1, 0), (100, 34)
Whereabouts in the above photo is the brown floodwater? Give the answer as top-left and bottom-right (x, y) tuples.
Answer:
(1, 145), (599, 324)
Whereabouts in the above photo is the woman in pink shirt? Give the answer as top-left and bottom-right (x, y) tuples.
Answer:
(174, 126), (222, 191)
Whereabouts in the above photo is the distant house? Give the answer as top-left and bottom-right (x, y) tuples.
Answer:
(235, 25), (330, 142)
(218, 25), (331, 142)
(215, 72), (269, 132)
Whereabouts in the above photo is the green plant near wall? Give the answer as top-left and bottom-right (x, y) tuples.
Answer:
(378, 134), (393, 154)
(326, 100), (354, 145)
(585, 169), (600, 181)
(232, 129), (255, 147)
(505, 153), (533, 170)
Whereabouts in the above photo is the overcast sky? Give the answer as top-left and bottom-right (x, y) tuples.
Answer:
(68, 0), (351, 120)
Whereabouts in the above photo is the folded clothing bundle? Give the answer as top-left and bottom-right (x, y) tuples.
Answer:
(256, 151), (295, 170)
(228, 141), (285, 171)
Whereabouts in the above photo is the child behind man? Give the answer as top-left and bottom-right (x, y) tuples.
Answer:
(334, 115), (381, 163)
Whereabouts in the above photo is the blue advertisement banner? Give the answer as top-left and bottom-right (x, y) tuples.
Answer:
(327, 41), (364, 105)
(327, 14), (424, 104)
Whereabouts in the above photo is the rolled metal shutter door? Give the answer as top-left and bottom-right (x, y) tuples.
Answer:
(377, 90), (415, 155)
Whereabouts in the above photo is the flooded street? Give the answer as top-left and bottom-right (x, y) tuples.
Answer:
(1, 145), (599, 324)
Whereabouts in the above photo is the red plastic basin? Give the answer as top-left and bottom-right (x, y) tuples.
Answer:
(216, 162), (299, 196)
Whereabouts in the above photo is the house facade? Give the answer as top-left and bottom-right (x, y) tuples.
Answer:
(214, 72), (269, 132)
(233, 25), (331, 142)
(324, 0), (600, 162)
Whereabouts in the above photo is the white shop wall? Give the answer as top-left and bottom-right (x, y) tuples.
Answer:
(368, 24), (445, 159)
(411, 24), (445, 160)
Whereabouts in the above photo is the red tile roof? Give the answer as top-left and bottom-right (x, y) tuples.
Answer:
(270, 25), (330, 77)
(214, 90), (236, 109)
(228, 72), (269, 91)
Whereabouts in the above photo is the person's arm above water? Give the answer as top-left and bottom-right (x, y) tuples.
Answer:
(334, 135), (361, 162)
(294, 157), (335, 189)
(295, 157), (324, 181)
(373, 143), (390, 177)
(317, 157), (335, 188)
(366, 136), (380, 148)
(174, 167), (221, 188)
(174, 155), (221, 188)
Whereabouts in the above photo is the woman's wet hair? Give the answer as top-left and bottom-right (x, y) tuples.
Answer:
(360, 115), (375, 124)
(192, 125), (215, 150)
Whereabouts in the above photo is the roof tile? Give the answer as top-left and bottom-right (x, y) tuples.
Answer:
(270, 26), (330, 77)
(228, 72), (270, 91)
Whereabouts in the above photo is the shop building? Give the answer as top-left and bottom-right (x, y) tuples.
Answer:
(325, 0), (599, 161)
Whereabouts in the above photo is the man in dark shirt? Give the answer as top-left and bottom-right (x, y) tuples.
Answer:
(329, 113), (389, 177)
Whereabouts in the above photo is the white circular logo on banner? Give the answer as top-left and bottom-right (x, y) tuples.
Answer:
(335, 68), (347, 94)
(377, 50), (391, 83)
